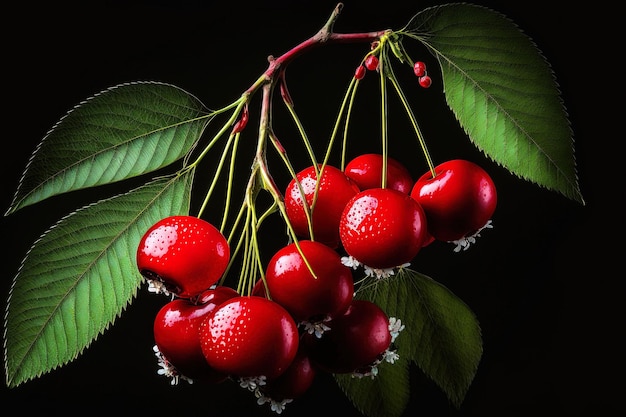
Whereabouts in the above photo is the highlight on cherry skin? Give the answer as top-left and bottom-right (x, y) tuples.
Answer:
(344, 153), (414, 193)
(199, 295), (300, 381)
(284, 164), (360, 249)
(152, 285), (239, 384)
(339, 187), (429, 273)
(136, 215), (230, 298)
(411, 159), (497, 251)
(263, 240), (355, 330)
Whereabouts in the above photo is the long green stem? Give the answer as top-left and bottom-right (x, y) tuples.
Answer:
(378, 50), (389, 189)
(340, 77), (360, 170)
(387, 65), (436, 177)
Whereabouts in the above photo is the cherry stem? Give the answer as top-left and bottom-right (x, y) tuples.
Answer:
(194, 3), (395, 292)
(387, 73), (436, 177)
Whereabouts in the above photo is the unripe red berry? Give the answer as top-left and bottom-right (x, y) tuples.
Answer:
(354, 65), (366, 80)
(364, 55), (379, 71)
(419, 75), (432, 88)
(413, 61), (427, 77)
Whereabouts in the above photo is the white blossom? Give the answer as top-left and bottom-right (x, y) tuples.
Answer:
(147, 279), (171, 296)
(383, 349), (400, 364)
(341, 256), (410, 279)
(388, 317), (405, 343)
(450, 220), (493, 252)
(253, 385), (293, 414)
(152, 345), (193, 385)
(341, 255), (361, 269)
(301, 316), (332, 338)
(239, 375), (266, 391)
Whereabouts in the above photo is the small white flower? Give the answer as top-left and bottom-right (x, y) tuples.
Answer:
(255, 389), (292, 414)
(301, 316), (332, 338)
(364, 262), (410, 279)
(341, 255), (361, 269)
(352, 364), (379, 379)
(383, 349), (400, 364)
(388, 317), (405, 343)
(450, 220), (493, 252)
(239, 375), (266, 391)
(152, 344), (193, 385)
(270, 398), (292, 414)
(147, 279), (170, 296)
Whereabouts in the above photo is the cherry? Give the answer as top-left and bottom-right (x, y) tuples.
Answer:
(418, 75), (432, 88)
(264, 240), (354, 324)
(339, 187), (428, 269)
(200, 296), (299, 380)
(344, 153), (413, 193)
(304, 299), (392, 374)
(137, 215), (230, 298)
(364, 54), (379, 71)
(410, 159), (497, 242)
(256, 341), (317, 404)
(413, 61), (427, 77)
(153, 286), (239, 383)
(284, 164), (360, 248)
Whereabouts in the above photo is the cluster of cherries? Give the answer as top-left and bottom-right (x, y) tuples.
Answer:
(354, 53), (432, 88)
(136, 154), (497, 413)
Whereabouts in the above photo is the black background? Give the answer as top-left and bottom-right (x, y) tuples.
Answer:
(1, 1), (622, 416)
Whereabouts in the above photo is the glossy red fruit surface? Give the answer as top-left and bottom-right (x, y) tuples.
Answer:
(339, 188), (428, 269)
(264, 240), (354, 323)
(284, 164), (360, 248)
(258, 341), (317, 401)
(418, 75), (432, 88)
(344, 153), (413, 193)
(411, 159), (497, 242)
(153, 286), (239, 382)
(200, 296), (299, 380)
(354, 65), (366, 80)
(413, 61), (427, 77)
(364, 54), (379, 71)
(137, 215), (230, 298)
(304, 299), (391, 374)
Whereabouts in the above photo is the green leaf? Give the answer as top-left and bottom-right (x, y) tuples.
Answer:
(401, 3), (584, 204)
(3, 171), (194, 388)
(335, 356), (410, 417)
(6, 81), (211, 215)
(358, 268), (482, 408)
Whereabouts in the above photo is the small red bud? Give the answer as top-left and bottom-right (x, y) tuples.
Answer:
(354, 65), (366, 80)
(364, 55), (379, 71)
(418, 75), (432, 88)
(413, 61), (427, 77)
(232, 105), (249, 134)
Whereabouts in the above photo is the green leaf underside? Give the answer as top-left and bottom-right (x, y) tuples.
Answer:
(344, 268), (482, 412)
(3, 171), (194, 388)
(402, 3), (584, 204)
(335, 356), (410, 417)
(6, 81), (211, 215)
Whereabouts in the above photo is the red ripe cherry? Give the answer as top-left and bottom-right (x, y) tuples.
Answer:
(418, 75), (432, 88)
(354, 65), (366, 80)
(413, 61), (427, 77)
(364, 54), (379, 71)
(284, 164), (360, 248)
(153, 286), (239, 382)
(137, 215), (230, 298)
(264, 240), (354, 323)
(410, 159), (497, 242)
(256, 341), (317, 403)
(304, 299), (391, 374)
(344, 153), (413, 193)
(200, 296), (299, 380)
(339, 188), (428, 269)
